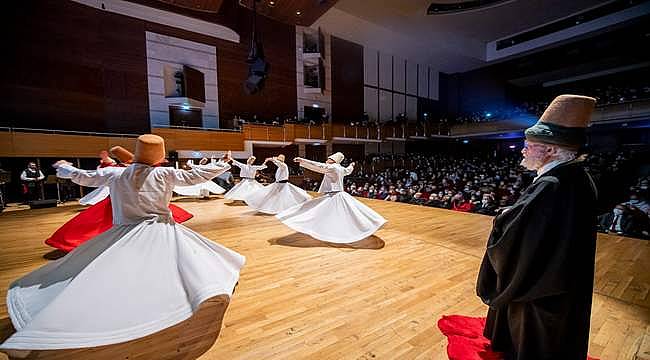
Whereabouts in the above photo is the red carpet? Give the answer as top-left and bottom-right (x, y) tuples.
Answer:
(45, 197), (194, 252)
(437, 315), (599, 360)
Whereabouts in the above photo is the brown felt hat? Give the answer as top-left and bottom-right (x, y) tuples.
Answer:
(525, 94), (596, 149)
(109, 146), (134, 164)
(134, 134), (166, 165)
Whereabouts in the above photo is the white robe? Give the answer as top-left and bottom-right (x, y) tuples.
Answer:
(224, 160), (267, 201)
(78, 186), (110, 205)
(276, 159), (386, 243)
(245, 159), (310, 214)
(1, 161), (245, 350)
(173, 159), (226, 196)
(173, 181), (226, 197)
(73, 166), (117, 205)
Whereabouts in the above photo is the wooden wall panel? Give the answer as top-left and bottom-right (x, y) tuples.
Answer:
(267, 127), (286, 142)
(152, 128), (244, 151)
(331, 36), (364, 124)
(0, 129), (244, 157)
(5, 1), (149, 134)
(0, 132), (137, 158)
(138, 3), (297, 130)
(293, 125), (309, 139)
(6, 0), (296, 136)
(309, 125), (328, 140)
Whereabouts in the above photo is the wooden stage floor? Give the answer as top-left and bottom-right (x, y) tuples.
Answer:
(0, 196), (648, 359)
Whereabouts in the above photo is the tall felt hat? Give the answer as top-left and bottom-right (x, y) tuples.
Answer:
(109, 146), (134, 164)
(328, 152), (345, 164)
(524, 94), (596, 149)
(134, 134), (166, 165)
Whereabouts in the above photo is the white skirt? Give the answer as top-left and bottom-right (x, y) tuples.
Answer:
(174, 181), (226, 197)
(224, 178), (265, 201)
(79, 186), (110, 205)
(0, 220), (245, 350)
(244, 182), (311, 215)
(276, 192), (387, 243)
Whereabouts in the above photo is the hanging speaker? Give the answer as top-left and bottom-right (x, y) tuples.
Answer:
(250, 58), (268, 75)
(243, 74), (264, 95)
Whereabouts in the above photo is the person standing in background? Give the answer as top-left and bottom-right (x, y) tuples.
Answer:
(20, 161), (44, 203)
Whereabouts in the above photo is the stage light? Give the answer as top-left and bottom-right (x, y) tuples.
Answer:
(181, 105), (190, 110)
(509, 145), (516, 149)
(462, 140), (469, 144)
(485, 112), (492, 118)
(312, 103), (319, 108)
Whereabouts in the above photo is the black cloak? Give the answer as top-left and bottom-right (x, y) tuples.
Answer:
(477, 159), (598, 359)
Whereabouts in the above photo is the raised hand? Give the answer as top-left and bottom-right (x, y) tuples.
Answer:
(293, 157), (302, 163)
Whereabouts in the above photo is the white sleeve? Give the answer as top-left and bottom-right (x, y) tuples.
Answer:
(169, 161), (231, 186)
(37, 171), (45, 181)
(344, 164), (354, 176)
(232, 159), (244, 168)
(57, 164), (122, 187)
(252, 164), (267, 171)
(298, 158), (333, 175)
(20, 171), (28, 181)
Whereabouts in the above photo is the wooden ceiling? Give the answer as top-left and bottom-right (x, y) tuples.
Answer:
(157, 0), (225, 13)
(237, 0), (338, 26)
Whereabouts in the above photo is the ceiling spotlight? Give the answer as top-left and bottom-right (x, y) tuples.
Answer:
(268, 0), (275, 6)
(296, 10), (302, 16)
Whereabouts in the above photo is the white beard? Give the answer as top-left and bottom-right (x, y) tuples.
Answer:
(520, 155), (544, 171)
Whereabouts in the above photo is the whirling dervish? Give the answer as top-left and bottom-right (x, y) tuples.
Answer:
(224, 152), (268, 202)
(276, 152), (387, 243)
(1, 134), (245, 351)
(244, 154), (311, 214)
(44, 145), (193, 252)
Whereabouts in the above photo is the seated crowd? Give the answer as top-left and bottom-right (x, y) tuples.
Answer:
(297, 149), (650, 238)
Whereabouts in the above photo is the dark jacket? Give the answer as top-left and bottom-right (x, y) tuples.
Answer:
(476, 159), (598, 359)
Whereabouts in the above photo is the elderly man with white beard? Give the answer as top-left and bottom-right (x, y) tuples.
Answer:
(476, 95), (599, 359)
